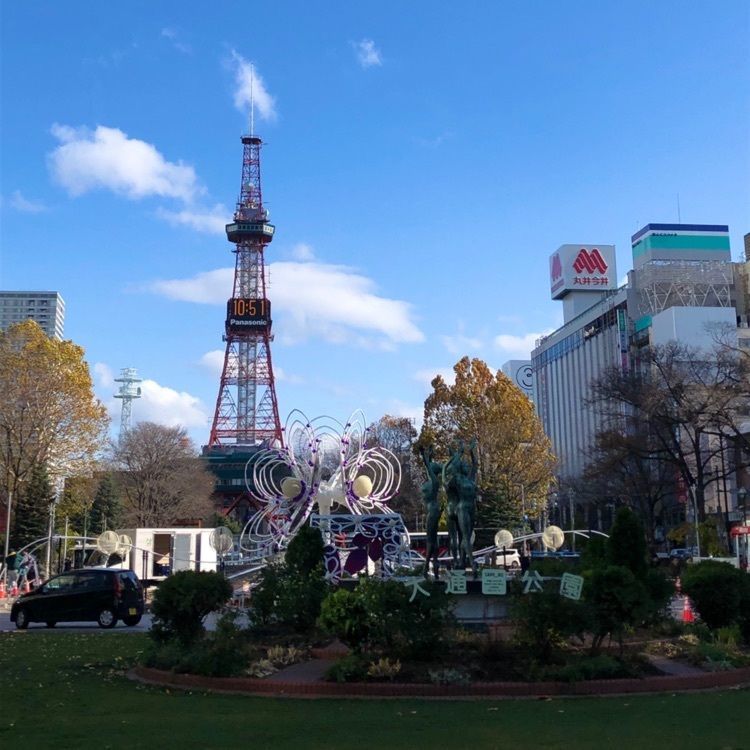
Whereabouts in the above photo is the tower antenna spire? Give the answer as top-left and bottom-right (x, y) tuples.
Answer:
(250, 63), (255, 137)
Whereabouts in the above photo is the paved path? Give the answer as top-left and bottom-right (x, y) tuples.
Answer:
(267, 659), (331, 682)
(646, 654), (705, 676)
(267, 640), (347, 683)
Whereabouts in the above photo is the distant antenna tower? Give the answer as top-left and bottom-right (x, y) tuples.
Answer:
(114, 367), (142, 438)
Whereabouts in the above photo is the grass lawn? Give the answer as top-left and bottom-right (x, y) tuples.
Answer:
(0, 631), (748, 750)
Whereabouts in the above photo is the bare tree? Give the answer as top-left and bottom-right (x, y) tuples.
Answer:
(112, 423), (214, 527)
(579, 427), (675, 547)
(588, 340), (750, 539)
(366, 415), (422, 527)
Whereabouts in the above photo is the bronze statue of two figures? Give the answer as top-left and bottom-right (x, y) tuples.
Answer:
(420, 440), (478, 578)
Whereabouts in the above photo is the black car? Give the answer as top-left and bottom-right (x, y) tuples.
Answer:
(10, 568), (144, 629)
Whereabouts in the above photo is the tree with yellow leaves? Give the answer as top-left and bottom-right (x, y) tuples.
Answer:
(0, 321), (109, 564)
(418, 357), (556, 533)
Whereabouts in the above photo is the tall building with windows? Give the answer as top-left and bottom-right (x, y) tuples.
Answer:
(532, 224), (739, 481)
(0, 291), (65, 339)
(531, 224), (745, 533)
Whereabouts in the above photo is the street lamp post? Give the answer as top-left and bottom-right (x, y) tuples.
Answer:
(569, 492), (576, 552)
(737, 487), (748, 569)
(2, 486), (13, 584)
(687, 482), (701, 559)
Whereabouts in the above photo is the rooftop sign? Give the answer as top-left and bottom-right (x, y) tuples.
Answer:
(549, 244), (617, 300)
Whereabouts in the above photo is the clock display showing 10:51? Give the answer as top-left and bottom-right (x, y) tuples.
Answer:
(225, 298), (271, 330)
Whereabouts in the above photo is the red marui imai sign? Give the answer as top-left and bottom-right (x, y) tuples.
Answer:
(550, 244), (617, 300)
(731, 526), (750, 536)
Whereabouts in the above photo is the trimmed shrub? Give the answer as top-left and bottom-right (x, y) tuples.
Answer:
(150, 570), (232, 646)
(325, 654), (368, 683)
(250, 525), (329, 632)
(585, 565), (648, 653)
(318, 577), (453, 659)
(285, 524), (325, 576)
(681, 560), (750, 632)
(511, 588), (588, 662)
(550, 654), (638, 683)
(143, 612), (251, 677)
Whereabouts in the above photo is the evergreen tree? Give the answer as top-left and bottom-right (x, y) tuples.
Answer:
(12, 463), (53, 549)
(89, 474), (122, 534)
(607, 506), (648, 578)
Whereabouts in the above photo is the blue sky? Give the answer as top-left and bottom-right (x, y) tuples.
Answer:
(2, 1), (749, 447)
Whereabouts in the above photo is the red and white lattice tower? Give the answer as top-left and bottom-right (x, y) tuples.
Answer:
(208, 135), (282, 447)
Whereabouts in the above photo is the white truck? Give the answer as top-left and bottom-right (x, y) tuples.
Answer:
(94, 527), (219, 583)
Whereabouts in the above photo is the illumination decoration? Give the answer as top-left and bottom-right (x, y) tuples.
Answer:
(352, 474), (373, 499)
(310, 513), (411, 582)
(239, 410), (401, 561)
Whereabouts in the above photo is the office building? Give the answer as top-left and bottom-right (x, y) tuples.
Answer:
(532, 225), (738, 481)
(0, 291), (65, 340)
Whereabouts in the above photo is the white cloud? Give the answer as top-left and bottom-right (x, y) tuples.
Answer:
(353, 39), (382, 68)
(290, 242), (315, 261)
(198, 349), (225, 377)
(148, 261), (424, 347)
(48, 124), (200, 202)
(161, 27), (191, 54)
(413, 367), (456, 387)
(136, 379), (209, 429)
(494, 330), (554, 359)
(93, 362), (115, 389)
(151, 268), (233, 304)
(156, 203), (228, 234)
(9, 190), (47, 213)
(230, 52), (276, 123)
(271, 262), (423, 346)
(440, 333), (484, 355)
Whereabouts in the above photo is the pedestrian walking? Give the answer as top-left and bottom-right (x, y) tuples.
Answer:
(520, 547), (531, 573)
(4, 550), (18, 586)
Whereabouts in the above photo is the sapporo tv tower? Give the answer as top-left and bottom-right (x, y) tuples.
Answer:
(204, 118), (283, 515)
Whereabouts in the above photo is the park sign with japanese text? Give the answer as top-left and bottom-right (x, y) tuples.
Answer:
(549, 244), (617, 300)
(398, 570), (584, 602)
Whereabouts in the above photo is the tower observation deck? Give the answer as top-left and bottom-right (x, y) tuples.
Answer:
(207, 135), (282, 451)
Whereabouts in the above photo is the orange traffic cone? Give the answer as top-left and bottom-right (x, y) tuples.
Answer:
(22, 579), (30, 594)
(10, 581), (18, 597)
(682, 596), (695, 623)
(0, 580), (6, 599)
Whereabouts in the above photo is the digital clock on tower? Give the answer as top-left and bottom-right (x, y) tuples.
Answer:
(225, 298), (271, 334)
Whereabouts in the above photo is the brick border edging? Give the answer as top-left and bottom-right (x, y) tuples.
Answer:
(130, 665), (750, 698)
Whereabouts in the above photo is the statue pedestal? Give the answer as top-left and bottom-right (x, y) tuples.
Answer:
(448, 590), (510, 626)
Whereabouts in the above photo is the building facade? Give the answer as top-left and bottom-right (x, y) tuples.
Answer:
(500, 359), (534, 402)
(531, 224), (748, 545)
(0, 291), (65, 339)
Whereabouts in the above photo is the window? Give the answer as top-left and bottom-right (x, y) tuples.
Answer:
(74, 573), (102, 590)
(45, 574), (77, 591)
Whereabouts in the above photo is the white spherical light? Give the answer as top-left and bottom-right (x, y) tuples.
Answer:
(281, 477), (303, 499)
(352, 474), (373, 498)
